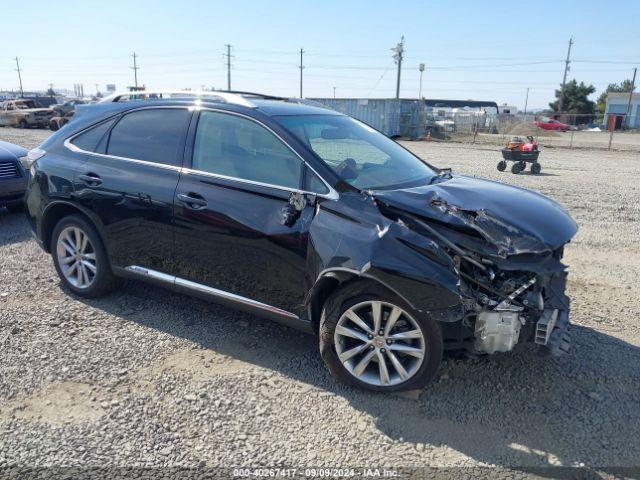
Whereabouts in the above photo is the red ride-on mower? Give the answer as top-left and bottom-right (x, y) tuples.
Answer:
(498, 135), (541, 174)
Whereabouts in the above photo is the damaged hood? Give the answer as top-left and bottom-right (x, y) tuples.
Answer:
(372, 175), (578, 256)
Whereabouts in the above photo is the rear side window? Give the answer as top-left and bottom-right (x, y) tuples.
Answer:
(107, 108), (191, 166)
(70, 118), (117, 153)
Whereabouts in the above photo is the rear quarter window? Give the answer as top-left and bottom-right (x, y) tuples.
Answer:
(70, 118), (117, 153)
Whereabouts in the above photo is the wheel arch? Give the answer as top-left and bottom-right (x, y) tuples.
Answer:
(41, 201), (107, 254)
(306, 268), (419, 334)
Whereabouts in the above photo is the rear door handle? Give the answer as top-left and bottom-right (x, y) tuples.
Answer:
(78, 173), (102, 187)
(177, 193), (208, 210)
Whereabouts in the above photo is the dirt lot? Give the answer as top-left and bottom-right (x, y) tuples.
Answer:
(1, 127), (639, 477)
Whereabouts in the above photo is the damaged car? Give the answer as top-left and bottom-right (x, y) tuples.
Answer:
(0, 99), (54, 129)
(24, 91), (577, 392)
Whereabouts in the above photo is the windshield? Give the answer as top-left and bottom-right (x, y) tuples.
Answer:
(274, 114), (436, 190)
(16, 101), (37, 109)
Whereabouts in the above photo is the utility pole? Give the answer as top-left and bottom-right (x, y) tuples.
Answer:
(418, 63), (425, 98)
(625, 67), (637, 128)
(224, 44), (232, 90)
(14, 57), (24, 98)
(391, 36), (404, 99)
(131, 52), (139, 89)
(558, 37), (573, 113)
(333, 86), (336, 98)
(524, 87), (530, 115)
(299, 48), (304, 98)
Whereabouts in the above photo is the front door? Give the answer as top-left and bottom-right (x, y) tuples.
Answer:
(73, 107), (192, 273)
(172, 110), (326, 317)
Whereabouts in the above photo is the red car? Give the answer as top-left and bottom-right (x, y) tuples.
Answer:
(532, 119), (570, 132)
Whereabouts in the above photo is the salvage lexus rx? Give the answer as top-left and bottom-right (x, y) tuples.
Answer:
(24, 91), (577, 392)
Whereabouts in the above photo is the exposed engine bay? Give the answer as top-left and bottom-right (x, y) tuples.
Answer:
(460, 253), (571, 356)
(364, 177), (577, 357)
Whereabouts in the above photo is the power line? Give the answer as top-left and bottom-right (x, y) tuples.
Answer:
(558, 37), (573, 112)
(131, 52), (139, 88)
(299, 48), (304, 98)
(224, 44), (233, 90)
(391, 36), (404, 99)
(625, 67), (637, 128)
(14, 56), (23, 97)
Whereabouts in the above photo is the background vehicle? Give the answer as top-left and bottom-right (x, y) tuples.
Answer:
(0, 140), (29, 213)
(49, 110), (76, 131)
(24, 91), (577, 392)
(0, 99), (54, 128)
(50, 99), (86, 117)
(532, 118), (570, 132)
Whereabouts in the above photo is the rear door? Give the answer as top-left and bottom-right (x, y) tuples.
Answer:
(172, 109), (329, 316)
(71, 107), (192, 273)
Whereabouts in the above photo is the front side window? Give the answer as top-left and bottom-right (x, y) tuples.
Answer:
(107, 108), (191, 166)
(192, 111), (302, 190)
(275, 114), (436, 190)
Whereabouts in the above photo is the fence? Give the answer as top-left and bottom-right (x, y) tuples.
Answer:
(440, 112), (640, 152)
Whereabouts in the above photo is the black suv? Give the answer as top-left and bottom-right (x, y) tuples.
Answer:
(24, 91), (577, 392)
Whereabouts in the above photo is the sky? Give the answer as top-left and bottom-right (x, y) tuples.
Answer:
(2, 0), (639, 110)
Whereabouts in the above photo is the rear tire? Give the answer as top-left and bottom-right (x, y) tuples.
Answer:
(531, 162), (541, 174)
(319, 281), (443, 392)
(50, 215), (121, 298)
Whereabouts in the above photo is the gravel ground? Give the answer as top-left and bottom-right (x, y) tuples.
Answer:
(1, 127), (640, 478)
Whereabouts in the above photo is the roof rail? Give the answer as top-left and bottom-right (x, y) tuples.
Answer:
(99, 90), (255, 108)
(218, 90), (286, 101)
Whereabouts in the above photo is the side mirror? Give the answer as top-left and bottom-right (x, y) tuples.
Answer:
(280, 191), (309, 227)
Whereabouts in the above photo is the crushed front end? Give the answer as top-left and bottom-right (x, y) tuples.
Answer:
(371, 175), (578, 357)
(457, 248), (572, 356)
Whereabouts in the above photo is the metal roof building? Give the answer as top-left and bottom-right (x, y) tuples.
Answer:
(311, 98), (499, 137)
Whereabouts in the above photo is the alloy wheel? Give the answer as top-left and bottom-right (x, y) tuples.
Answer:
(56, 226), (97, 289)
(333, 300), (426, 387)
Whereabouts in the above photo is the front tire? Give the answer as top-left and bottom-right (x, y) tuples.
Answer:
(51, 215), (121, 298)
(319, 281), (443, 392)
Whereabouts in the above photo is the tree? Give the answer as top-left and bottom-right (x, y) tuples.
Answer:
(549, 80), (596, 114)
(46, 87), (56, 96)
(596, 79), (635, 113)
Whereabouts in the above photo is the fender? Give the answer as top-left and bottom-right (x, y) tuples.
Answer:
(306, 264), (464, 331)
(40, 199), (109, 253)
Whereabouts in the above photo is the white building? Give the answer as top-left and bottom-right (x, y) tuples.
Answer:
(497, 104), (518, 114)
(605, 92), (640, 128)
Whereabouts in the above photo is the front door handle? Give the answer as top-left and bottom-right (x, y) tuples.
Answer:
(78, 173), (102, 187)
(177, 193), (208, 210)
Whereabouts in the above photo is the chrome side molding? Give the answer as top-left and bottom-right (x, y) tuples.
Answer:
(124, 265), (302, 322)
